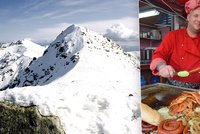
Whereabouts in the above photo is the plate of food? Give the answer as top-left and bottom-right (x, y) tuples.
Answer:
(141, 83), (200, 134)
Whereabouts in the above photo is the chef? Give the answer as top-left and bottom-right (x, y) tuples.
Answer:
(150, 0), (200, 89)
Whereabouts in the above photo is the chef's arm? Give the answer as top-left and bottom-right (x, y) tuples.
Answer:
(150, 58), (175, 78)
(150, 58), (166, 75)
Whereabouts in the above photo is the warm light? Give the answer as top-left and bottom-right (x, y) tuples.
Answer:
(139, 9), (160, 19)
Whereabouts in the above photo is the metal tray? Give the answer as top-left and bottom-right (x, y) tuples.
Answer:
(141, 83), (196, 109)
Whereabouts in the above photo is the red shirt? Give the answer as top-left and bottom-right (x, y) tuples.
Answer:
(151, 28), (200, 84)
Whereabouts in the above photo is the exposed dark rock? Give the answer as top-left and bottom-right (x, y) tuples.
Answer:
(0, 102), (65, 134)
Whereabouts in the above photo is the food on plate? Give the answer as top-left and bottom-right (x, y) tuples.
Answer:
(190, 121), (200, 134)
(168, 91), (200, 116)
(157, 119), (187, 134)
(142, 121), (157, 133)
(142, 91), (200, 134)
(183, 125), (189, 134)
(157, 107), (174, 119)
(188, 118), (200, 134)
(141, 103), (164, 126)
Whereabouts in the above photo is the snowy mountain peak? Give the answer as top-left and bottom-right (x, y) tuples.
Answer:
(6, 24), (139, 89)
(49, 24), (130, 59)
(51, 24), (80, 45)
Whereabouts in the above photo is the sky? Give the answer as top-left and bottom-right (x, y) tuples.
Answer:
(0, 0), (139, 42)
(0, 25), (141, 133)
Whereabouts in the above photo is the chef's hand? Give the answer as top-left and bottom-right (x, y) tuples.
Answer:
(157, 64), (175, 78)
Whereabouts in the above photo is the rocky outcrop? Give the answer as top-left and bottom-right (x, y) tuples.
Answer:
(0, 102), (65, 134)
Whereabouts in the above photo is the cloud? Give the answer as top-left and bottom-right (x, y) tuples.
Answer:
(26, 17), (139, 42)
(50, 9), (89, 19)
(26, 23), (71, 42)
(78, 17), (139, 34)
(20, 0), (54, 15)
(104, 23), (139, 41)
(0, 0), (139, 42)
(57, 0), (93, 7)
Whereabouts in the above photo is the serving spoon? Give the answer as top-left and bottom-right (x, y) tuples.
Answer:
(175, 67), (200, 77)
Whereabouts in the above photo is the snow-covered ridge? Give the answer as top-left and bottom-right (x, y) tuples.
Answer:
(0, 39), (45, 58)
(8, 24), (139, 88)
(0, 24), (141, 134)
(0, 40), (45, 90)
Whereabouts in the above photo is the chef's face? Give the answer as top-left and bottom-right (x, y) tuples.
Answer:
(187, 7), (200, 33)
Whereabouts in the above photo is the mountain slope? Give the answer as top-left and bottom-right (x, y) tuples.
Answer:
(0, 40), (45, 89)
(9, 24), (139, 88)
(0, 24), (141, 134)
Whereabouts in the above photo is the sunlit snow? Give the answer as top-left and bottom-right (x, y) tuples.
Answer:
(0, 24), (141, 134)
